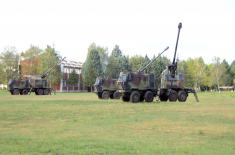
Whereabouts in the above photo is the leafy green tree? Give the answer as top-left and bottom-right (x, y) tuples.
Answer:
(179, 60), (194, 87)
(21, 45), (42, 75)
(0, 63), (5, 83)
(105, 45), (130, 78)
(89, 43), (108, 75)
(122, 55), (131, 72)
(39, 45), (61, 86)
(211, 57), (227, 91)
(67, 69), (79, 90)
(129, 55), (145, 72)
(151, 56), (170, 85)
(201, 64), (213, 90)
(21, 45), (42, 59)
(82, 44), (103, 90)
(221, 59), (233, 86)
(230, 60), (235, 86)
(0, 46), (20, 83)
(140, 55), (151, 73)
(183, 57), (206, 89)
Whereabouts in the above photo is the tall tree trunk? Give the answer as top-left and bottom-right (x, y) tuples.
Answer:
(216, 78), (220, 93)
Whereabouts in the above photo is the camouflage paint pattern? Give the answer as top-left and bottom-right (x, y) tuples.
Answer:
(117, 72), (156, 92)
(94, 77), (119, 93)
(8, 79), (30, 90)
(29, 78), (51, 89)
(160, 69), (185, 89)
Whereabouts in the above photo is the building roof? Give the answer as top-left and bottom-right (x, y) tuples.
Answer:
(61, 60), (83, 69)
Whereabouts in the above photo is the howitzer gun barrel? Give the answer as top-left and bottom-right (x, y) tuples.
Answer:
(139, 46), (169, 72)
(41, 57), (66, 79)
(172, 22), (182, 64)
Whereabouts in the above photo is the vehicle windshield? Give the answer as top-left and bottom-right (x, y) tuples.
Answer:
(94, 78), (100, 85)
(8, 79), (13, 85)
(118, 73), (127, 82)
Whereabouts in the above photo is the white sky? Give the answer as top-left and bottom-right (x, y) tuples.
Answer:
(0, 0), (235, 64)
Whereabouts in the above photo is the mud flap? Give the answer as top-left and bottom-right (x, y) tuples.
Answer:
(29, 88), (33, 95)
(193, 92), (199, 102)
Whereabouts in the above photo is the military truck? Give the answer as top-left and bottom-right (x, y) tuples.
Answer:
(8, 57), (65, 95)
(158, 23), (199, 102)
(117, 47), (169, 103)
(28, 75), (54, 95)
(94, 77), (121, 99)
(8, 79), (31, 95)
(117, 22), (199, 103)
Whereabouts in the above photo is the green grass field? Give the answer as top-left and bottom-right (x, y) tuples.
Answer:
(0, 91), (235, 155)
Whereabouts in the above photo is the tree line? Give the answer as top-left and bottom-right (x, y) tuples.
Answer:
(0, 45), (61, 86)
(1, 43), (235, 91)
(82, 43), (235, 91)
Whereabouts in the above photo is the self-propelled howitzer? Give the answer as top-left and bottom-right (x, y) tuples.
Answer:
(117, 22), (199, 103)
(159, 23), (199, 102)
(94, 77), (121, 99)
(28, 57), (66, 95)
(117, 46), (169, 103)
(8, 57), (66, 95)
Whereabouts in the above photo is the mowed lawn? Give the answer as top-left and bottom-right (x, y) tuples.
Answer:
(0, 91), (235, 155)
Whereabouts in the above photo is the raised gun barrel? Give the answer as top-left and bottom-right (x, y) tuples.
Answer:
(173, 22), (182, 64)
(41, 57), (66, 79)
(138, 46), (169, 72)
(168, 22), (182, 77)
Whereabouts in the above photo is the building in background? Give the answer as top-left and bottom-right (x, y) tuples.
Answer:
(20, 57), (83, 92)
(57, 60), (83, 92)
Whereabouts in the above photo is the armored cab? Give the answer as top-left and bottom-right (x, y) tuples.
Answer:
(27, 75), (52, 95)
(117, 47), (169, 103)
(94, 77), (121, 99)
(8, 79), (31, 95)
(159, 23), (199, 102)
(118, 71), (157, 102)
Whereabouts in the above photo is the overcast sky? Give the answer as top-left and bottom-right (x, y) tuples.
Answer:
(0, 0), (234, 64)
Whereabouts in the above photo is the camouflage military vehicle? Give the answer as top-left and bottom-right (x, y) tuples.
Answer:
(8, 57), (65, 95)
(159, 23), (199, 102)
(8, 75), (53, 95)
(28, 75), (53, 95)
(117, 22), (198, 103)
(8, 79), (31, 95)
(94, 77), (121, 99)
(117, 47), (169, 103)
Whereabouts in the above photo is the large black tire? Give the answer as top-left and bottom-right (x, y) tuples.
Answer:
(159, 90), (168, 101)
(113, 91), (121, 99)
(122, 95), (130, 102)
(13, 89), (20, 95)
(168, 90), (178, 102)
(102, 91), (109, 99)
(37, 89), (44, 95)
(178, 90), (187, 102)
(159, 94), (168, 101)
(21, 89), (29, 95)
(110, 92), (114, 99)
(97, 92), (102, 99)
(140, 95), (144, 102)
(130, 91), (140, 103)
(144, 91), (154, 103)
(43, 89), (50, 95)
